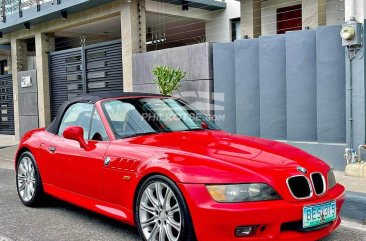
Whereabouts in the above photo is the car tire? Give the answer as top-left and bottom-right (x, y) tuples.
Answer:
(16, 151), (44, 207)
(135, 175), (195, 241)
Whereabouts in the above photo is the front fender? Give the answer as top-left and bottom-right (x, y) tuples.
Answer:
(15, 128), (47, 169)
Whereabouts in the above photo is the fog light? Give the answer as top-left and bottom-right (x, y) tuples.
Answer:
(235, 226), (256, 237)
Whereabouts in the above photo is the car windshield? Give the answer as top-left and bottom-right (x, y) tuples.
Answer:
(102, 97), (219, 139)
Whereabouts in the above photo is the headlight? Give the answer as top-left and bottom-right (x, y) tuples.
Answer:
(327, 169), (337, 190)
(206, 183), (281, 202)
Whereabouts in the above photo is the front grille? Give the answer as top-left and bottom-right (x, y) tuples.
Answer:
(311, 173), (326, 195)
(287, 176), (311, 199)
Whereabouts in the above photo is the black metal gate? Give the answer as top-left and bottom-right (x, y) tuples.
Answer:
(49, 40), (123, 119)
(0, 74), (15, 135)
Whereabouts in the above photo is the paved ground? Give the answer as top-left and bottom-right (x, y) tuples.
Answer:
(0, 135), (18, 149)
(0, 168), (365, 241)
(335, 169), (366, 194)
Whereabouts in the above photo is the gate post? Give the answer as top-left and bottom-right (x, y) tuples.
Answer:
(121, 0), (146, 92)
(10, 38), (27, 140)
(35, 33), (55, 128)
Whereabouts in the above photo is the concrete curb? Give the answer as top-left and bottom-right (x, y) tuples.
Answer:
(345, 163), (366, 178)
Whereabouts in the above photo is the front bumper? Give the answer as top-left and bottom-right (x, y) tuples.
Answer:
(178, 183), (345, 241)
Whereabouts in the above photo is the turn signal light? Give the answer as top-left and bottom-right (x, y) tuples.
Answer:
(235, 226), (256, 237)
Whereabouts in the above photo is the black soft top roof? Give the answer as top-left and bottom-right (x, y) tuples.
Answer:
(46, 91), (167, 135)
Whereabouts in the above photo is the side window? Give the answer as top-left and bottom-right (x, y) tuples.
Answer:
(58, 103), (93, 140)
(89, 110), (109, 141)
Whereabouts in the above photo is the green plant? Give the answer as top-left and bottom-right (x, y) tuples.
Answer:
(152, 65), (186, 95)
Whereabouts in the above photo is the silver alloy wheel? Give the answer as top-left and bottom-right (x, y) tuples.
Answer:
(17, 156), (36, 202)
(139, 182), (182, 241)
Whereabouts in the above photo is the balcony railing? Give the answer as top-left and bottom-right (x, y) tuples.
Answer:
(1, 0), (55, 22)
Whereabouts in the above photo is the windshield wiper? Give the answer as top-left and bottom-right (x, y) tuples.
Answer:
(181, 128), (205, 132)
(122, 131), (157, 138)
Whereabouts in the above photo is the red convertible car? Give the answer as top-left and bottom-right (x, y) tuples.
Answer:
(15, 93), (345, 241)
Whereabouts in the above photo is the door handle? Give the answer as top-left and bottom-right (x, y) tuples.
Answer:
(48, 146), (56, 153)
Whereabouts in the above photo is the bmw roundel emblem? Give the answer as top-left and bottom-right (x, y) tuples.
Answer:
(104, 157), (111, 166)
(297, 166), (307, 174)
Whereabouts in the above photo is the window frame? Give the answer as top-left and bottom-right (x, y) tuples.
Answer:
(276, 4), (302, 34)
(87, 106), (110, 142)
(56, 102), (109, 142)
(231, 18), (241, 42)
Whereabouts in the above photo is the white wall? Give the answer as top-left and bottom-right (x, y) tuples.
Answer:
(326, 0), (345, 25)
(205, 0), (240, 43)
(261, 0), (344, 36)
(205, 0), (344, 42)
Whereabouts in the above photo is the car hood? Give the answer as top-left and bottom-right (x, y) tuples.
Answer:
(126, 130), (329, 173)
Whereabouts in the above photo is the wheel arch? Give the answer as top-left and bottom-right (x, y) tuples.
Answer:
(15, 146), (32, 170)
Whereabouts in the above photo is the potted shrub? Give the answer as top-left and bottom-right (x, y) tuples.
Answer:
(152, 65), (186, 95)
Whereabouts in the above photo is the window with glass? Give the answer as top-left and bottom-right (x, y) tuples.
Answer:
(89, 109), (109, 141)
(58, 103), (93, 139)
(57, 103), (108, 141)
(102, 98), (219, 139)
(231, 18), (241, 42)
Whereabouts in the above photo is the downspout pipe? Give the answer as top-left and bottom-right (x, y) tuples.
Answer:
(347, 0), (355, 150)
(348, 54), (354, 149)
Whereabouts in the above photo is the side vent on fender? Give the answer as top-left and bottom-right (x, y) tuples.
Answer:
(108, 157), (141, 172)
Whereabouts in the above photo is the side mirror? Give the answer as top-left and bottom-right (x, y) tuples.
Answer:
(201, 121), (209, 129)
(63, 126), (88, 149)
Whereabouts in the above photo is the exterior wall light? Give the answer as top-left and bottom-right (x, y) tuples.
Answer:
(24, 22), (31, 30)
(182, 0), (189, 11)
(61, 10), (67, 20)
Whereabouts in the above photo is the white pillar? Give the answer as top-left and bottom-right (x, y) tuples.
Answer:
(35, 33), (55, 127)
(240, 0), (261, 38)
(121, 0), (146, 92)
(345, 0), (366, 22)
(302, 0), (327, 29)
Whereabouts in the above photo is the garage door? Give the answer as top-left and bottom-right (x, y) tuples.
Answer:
(49, 40), (123, 119)
(0, 74), (14, 135)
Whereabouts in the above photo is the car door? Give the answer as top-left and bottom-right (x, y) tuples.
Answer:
(101, 100), (156, 206)
(47, 102), (110, 200)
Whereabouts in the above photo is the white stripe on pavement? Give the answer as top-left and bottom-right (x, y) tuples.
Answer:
(341, 220), (366, 232)
(0, 234), (14, 241)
